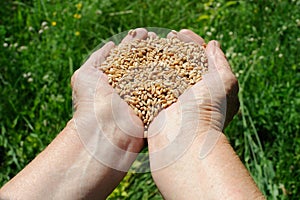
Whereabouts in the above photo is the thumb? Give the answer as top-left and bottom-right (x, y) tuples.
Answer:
(206, 40), (231, 72)
(83, 41), (115, 69)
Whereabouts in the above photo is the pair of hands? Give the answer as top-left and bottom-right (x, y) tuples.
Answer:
(1, 28), (265, 200)
(71, 27), (239, 175)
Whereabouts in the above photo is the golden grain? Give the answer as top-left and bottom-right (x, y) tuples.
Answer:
(98, 35), (208, 136)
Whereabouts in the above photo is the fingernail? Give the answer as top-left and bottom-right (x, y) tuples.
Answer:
(171, 30), (177, 34)
(210, 41), (217, 55)
(167, 30), (178, 39)
(128, 29), (137, 37)
(213, 40), (220, 48)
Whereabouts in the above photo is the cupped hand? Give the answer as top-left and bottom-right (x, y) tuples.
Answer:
(148, 29), (239, 170)
(70, 28), (148, 171)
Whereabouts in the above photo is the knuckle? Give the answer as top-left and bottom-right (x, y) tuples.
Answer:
(223, 70), (239, 93)
(231, 75), (239, 94)
(71, 69), (80, 89)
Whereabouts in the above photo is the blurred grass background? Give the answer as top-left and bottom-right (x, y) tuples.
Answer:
(0, 0), (299, 199)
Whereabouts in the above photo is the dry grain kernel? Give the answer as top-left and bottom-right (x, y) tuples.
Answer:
(98, 35), (208, 136)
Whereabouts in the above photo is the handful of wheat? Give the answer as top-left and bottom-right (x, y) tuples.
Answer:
(99, 34), (208, 136)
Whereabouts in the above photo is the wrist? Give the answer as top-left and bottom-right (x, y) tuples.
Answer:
(150, 129), (263, 199)
(0, 120), (121, 199)
(69, 114), (144, 148)
(68, 117), (144, 171)
(0, 120), (140, 200)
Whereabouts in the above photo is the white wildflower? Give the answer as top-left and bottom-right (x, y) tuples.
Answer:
(18, 46), (28, 51)
(23, 72), (32, 78)
(41, 21), (48, 27)
(28, 26), (34, 31)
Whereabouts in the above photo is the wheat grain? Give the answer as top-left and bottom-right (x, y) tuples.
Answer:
(98, 35), (208, 137)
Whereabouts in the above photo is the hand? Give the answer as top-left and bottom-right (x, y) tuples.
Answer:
(70, 28), (149, 171)
(0, 28), (152, 200)
(147, 29), (241, 199)
(148, 29), (239, 168)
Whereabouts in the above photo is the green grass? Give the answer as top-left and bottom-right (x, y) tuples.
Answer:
(1, 0), (299, 199)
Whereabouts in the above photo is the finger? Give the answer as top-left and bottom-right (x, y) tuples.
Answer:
(121, 28), (148, 43)
(167, 30), (177, 39)
(148, 31), (157, 39)
(178, 29), (205, 45)
(83, 41), (115, 68)
(167, 29), (205, 46)
(205, 40), (231, 72)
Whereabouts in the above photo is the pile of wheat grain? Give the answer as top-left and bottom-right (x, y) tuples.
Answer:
(99, 34), (208, 136)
